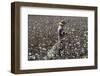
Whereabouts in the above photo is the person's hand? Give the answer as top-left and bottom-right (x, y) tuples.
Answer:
(63, 32), (68, 35)
(62, 32), (65, 35)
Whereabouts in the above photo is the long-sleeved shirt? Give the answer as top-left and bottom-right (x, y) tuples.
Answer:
(58, 25), (65, 41)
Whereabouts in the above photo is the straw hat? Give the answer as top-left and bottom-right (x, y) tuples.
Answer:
(58, 20), (66, 26)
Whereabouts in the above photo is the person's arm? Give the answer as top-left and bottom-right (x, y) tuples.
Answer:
(62, 30), (68, 36)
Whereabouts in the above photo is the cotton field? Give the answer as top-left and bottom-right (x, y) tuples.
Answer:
(28, 15), (88, 60)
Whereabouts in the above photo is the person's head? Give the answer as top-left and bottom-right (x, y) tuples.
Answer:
(58, 20), (66, 26)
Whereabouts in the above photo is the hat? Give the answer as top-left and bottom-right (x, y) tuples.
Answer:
(59, 20), (66, 26)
